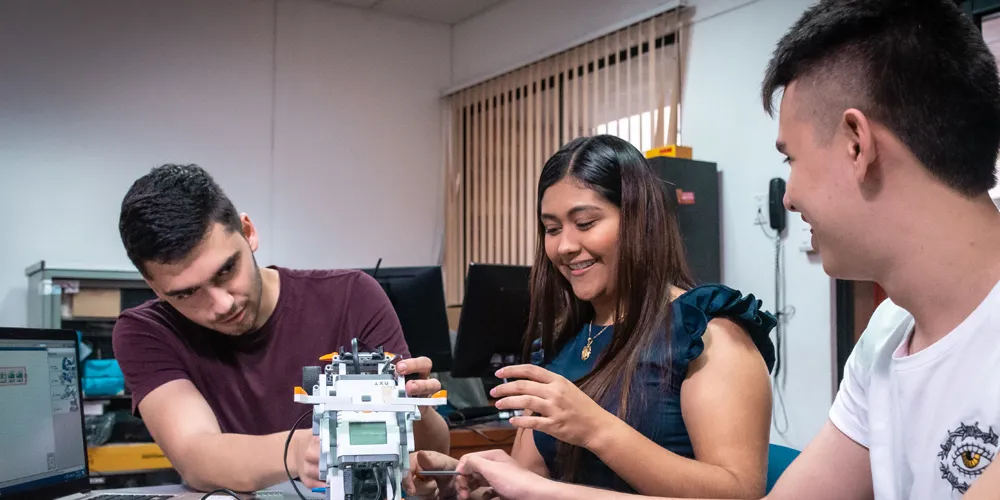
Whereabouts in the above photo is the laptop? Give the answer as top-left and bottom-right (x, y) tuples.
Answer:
(0, 327), (204, 500)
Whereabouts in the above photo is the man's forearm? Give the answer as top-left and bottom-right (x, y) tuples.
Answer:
(413, 407), (450, 454)
(177, 430), (302, 492)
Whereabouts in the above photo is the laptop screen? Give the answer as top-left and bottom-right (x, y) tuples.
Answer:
(0, 332), (87, 497)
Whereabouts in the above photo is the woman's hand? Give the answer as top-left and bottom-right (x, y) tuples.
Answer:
(456, 450), (557, 500)
(491, 365), (617, 451)
(402, 450), (460, 499)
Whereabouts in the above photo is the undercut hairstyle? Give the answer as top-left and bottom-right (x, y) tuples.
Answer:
(762, 0), (1000, 196)
(119, 164), (242, 277)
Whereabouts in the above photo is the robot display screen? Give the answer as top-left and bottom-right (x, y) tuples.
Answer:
(349, 422), (388, 445)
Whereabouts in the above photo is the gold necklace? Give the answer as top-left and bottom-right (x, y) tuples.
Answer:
(581, 322), (611, 360)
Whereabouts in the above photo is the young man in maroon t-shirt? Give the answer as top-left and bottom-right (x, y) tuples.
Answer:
(112, 164), (449, 493)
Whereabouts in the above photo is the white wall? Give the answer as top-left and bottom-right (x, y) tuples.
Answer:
(451, 0), (676, 89)
(451, 0), (832, 451)
(272, 0), (451, 270)
(0, 0), (450, 327)
(681, 0), (833, 451)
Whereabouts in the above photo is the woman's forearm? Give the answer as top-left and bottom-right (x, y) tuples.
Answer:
(588, 418), (759, 498)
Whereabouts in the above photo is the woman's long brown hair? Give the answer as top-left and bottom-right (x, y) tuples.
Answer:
(522, 134), (694, 483)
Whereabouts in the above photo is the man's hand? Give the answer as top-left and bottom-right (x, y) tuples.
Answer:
(289, 429), (325, 490)
(396, 356), (442, 397)
(395, 356), (450, 454)
(456, 450), (549, 500)
(402, 450), (460, 499)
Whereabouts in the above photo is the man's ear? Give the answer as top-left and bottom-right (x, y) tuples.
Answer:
(842, 108), (878, 185)
(240, 213), (259, 252)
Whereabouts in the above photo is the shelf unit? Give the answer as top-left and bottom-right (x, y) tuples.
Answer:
(24, 260), (170, 482)
(25, 260), (151, 330)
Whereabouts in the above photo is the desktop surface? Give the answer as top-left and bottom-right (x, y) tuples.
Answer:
(91, 482), (324, 499)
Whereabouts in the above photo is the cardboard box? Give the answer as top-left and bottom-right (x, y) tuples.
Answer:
(72, 289), (121, 319)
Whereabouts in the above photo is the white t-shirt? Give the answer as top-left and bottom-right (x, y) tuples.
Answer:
(830, 280), (1000, 499)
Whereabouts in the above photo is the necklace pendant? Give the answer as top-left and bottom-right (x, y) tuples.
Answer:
(581, 342), (592, 360)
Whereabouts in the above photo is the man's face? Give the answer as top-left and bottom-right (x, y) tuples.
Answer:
(776, 82), (871, 279)
(143, 217), (264, 335)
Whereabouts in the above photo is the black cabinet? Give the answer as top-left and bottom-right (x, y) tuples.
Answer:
(647, 156), (721, 285)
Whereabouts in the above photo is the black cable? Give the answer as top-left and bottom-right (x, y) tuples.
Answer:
(285, 409), (315, 500)
(351, 338), (362, 375)
(199, 488), (242, 499)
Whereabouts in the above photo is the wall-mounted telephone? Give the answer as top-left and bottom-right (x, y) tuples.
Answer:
(769, 177), (786, 233)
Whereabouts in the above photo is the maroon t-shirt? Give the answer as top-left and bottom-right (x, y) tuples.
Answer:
(111, 266), (411, 435)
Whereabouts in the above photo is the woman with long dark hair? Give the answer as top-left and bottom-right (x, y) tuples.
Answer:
(406, 134), (776, 499)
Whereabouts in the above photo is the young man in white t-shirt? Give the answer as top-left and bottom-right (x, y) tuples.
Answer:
(444, 0), (1000, 499)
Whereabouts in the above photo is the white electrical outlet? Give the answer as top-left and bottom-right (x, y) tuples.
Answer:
(753, 193), (767, 226)
(799, 225), (815, 252)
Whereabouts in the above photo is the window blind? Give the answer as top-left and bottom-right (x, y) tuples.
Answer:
(442, 9), (685, 304)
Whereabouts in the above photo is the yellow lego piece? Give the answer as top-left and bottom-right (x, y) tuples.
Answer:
(87, 443), (172, 474)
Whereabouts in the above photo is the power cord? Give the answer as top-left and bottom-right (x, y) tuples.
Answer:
(199, 488), (242, 499)
(285, 409), (314, 500)
(756, 207), (793, 438)
(772, 235), (790, 437)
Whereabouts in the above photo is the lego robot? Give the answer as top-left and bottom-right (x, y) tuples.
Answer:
(294, 338), (447, 500)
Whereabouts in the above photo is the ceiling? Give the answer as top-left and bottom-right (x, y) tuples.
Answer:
(320, 0), (507, 25)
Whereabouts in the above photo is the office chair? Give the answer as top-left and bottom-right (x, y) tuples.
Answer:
(766, 443), (801, 493)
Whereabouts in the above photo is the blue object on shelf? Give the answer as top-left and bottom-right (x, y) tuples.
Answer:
(83, 359), (124, 379)
(82, 376), (125, 397)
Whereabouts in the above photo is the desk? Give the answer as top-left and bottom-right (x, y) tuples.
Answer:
(447, 422), (517, 459)
(89, 424), (517, 475)
(94, 481), (323, 499)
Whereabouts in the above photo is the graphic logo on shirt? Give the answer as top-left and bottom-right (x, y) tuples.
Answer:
(938, 422), (998, 493)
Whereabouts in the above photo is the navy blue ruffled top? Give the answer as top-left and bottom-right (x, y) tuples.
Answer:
(530, 284), (776, 493)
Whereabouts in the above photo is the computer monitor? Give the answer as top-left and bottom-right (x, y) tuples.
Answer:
(0, 327), (88, 500)
(359, 266), (454, 373)
(451, 263), (533, 380)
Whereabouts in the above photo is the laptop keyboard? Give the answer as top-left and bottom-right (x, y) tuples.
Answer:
(88, 495), (175, 500)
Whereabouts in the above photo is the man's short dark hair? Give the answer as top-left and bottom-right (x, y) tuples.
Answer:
(762, 0), (1000, 196)
(119, 164), (242, 276)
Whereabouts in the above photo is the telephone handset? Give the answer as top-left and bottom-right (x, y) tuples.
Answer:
(769, 177), (787, 233)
